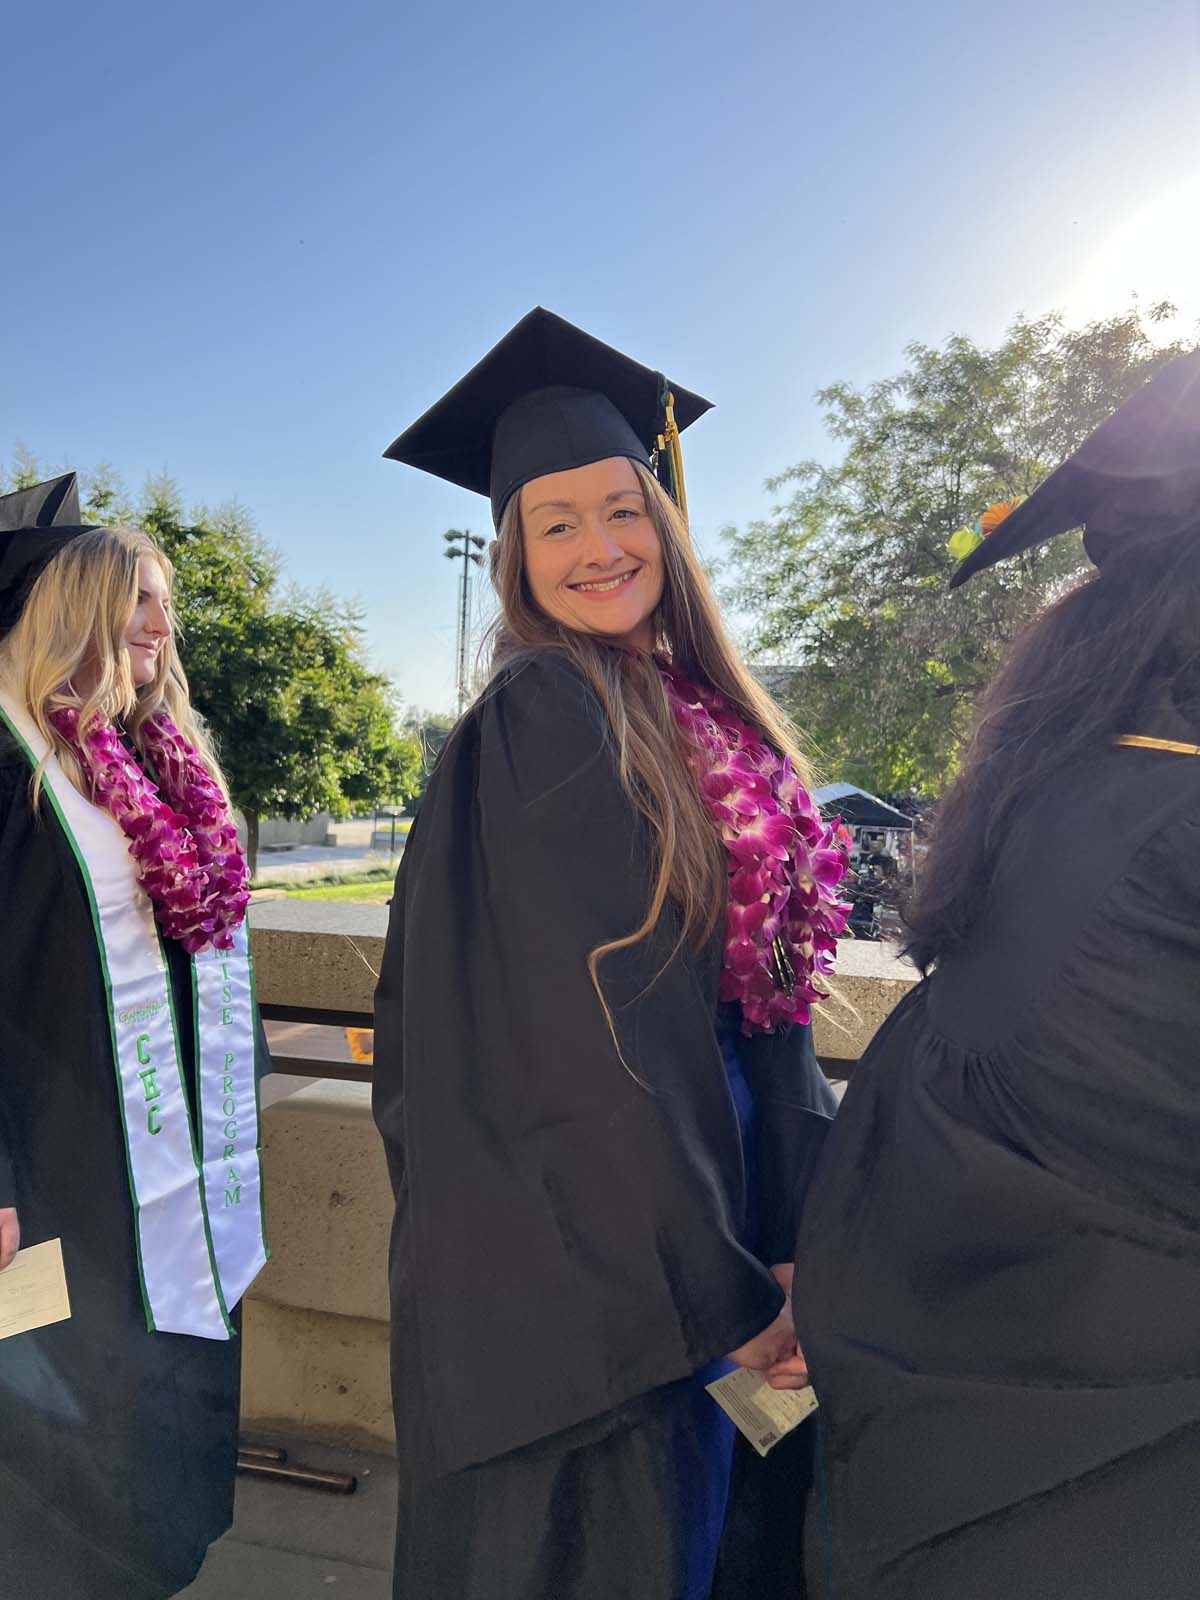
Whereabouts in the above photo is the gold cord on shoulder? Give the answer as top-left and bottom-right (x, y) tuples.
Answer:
(1115, 734), (1200, 756)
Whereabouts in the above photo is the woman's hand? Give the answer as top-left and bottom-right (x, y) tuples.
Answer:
(764, 1349), (810, 1390)
(726, 1263), (809, 1380)
(0, 1208), (19, 1271)
(762, 1262), (811, 1390)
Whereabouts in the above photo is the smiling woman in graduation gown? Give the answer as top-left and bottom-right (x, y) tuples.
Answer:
(794, 353), (1200, 1599)
(373, 310), (847, 1599)
(0, 478), (268, 1600)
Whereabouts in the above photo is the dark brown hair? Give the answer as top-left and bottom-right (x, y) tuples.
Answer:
(905, 529), (1200, 973)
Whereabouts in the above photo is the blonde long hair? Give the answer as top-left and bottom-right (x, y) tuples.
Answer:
(488, 458), (815, 985)
(0, 525), (228, 807)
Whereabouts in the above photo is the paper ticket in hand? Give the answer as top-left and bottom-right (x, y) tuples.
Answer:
(0, 1238), (72, 1340)
(706, 1367), (819, 1457)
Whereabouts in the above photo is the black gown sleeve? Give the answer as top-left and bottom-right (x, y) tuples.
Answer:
(741, 1022), (838, 1266)
(373, 654), (784, 1473)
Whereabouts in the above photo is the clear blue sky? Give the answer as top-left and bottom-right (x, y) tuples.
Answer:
(5, 0), (1198, 712)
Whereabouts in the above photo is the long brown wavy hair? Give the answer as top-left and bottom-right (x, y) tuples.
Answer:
(0, 525), (229, 807)
(487, 458), (814, 986)
(905, 529), (1200, 973)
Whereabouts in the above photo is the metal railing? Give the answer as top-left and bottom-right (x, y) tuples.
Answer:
(260, 1002), (373, 1084)
(261, 999), (860, 1087)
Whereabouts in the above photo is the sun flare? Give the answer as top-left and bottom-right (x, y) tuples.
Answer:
(1068, 177), (1200, 337)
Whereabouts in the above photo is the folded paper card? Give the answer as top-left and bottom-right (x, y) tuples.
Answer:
(0, 1237), (72, 1340)
(706, 1367), (819, 1457)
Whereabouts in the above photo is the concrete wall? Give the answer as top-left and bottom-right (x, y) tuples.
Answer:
(250, 900), (388, 1018)
(811, 937), (918, 1070)
(241, 904), (917, 1449)
(235, 811), (336, 851)
(241, 1079), (394, 1448)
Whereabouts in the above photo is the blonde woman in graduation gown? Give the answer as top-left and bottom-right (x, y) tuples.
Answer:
(0, 476), (269, 1599)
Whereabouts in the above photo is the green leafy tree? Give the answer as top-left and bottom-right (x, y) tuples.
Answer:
(80, 462), (134, 524)
(723, 303), (1196, 794)
(3, 440), (47, 491)
(402, 710), (456, 815)
(4, 448), (134, 525)
(139, 483), (420, 873)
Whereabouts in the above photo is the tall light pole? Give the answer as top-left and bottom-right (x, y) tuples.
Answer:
(444, 528), (486, 715)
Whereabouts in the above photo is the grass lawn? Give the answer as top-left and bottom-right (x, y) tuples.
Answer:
(283, 878), (396, 903)
(252, 868), (397, 903)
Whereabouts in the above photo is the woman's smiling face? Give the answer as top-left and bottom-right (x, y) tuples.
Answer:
(124, 555), (171, 686)
(518, 456), (663, 650)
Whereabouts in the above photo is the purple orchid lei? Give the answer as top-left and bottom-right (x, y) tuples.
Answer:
(49, 705), (251, 954)
(659, 665), (850, 1035)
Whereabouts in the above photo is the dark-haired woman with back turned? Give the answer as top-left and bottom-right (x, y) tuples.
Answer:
(794, 352), (1200, 1600)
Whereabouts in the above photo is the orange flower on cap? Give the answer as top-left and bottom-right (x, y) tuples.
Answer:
(980, 498), (1025, 536)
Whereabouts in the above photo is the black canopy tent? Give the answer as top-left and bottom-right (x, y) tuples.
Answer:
(813, 783), (914, 832)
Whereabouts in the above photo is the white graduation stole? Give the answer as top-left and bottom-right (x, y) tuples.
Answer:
(0, 689), (268, 1339)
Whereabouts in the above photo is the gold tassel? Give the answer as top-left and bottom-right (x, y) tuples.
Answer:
(655, 389), (689, 524)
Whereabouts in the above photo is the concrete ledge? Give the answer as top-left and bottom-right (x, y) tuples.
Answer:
(249, 901), (387, 1016)
(812, 938), (918, 1065)
(241, 1298), (394, 1450)
(248, 901), (919, 1053)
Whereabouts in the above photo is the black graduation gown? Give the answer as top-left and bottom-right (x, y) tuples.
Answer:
(794, 742), (1200, 1599)
(372, 653), (836, 1599)
(0, 729), (263, 1600)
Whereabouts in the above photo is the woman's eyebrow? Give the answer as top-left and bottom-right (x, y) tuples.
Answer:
(526, 497), (576, 515)
(528, 489), (643, 514)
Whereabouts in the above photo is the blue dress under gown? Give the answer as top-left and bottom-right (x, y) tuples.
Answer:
(676, 1003), (761, 1598)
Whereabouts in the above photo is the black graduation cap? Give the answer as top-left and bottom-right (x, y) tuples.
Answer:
(951, 349), (1200, 588)
(0, 473), (97, 634)
(383, 307), (713, 527)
